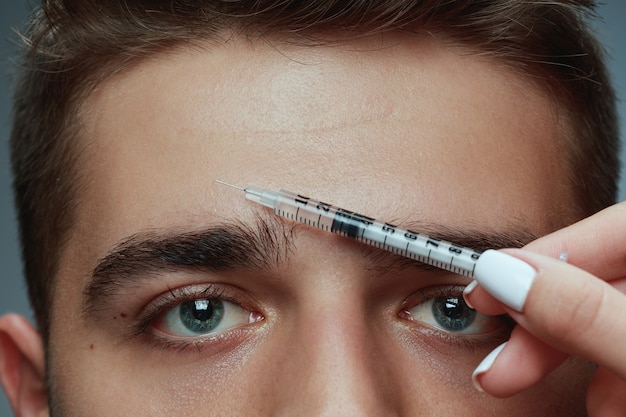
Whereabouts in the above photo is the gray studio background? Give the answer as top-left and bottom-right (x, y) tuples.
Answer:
(1, 1), (625, 415)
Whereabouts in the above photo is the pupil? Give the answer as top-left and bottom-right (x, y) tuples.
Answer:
(192, 299), (213, 321)
(432, 296), (476, 332)
(444, 298), (463, 319)
(179, 299), (225, 334)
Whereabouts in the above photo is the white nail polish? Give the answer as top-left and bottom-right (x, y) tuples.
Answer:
(462, 280), (478, 308)
(472, 342), (507, 392)
(474, 250), (536, 312)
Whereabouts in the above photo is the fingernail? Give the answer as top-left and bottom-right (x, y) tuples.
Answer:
(474, 250), (536, 312)
(472, 342), (507, 392)
(462, 280), (478, 308)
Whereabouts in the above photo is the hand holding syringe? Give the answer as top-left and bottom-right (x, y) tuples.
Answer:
(217, 181), (482, 278)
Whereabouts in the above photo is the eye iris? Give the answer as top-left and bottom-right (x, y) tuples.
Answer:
(179, 299), (225, 333)
(432, 296), (476, 332)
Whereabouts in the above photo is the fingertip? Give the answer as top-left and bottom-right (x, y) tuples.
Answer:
(471, 326), (571, 398)
(472, 342), (507, 393)
(462, 280), (478, 309)
(474, 249), (536, 312)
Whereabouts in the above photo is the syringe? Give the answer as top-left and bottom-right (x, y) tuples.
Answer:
(216, 181), (482, 278)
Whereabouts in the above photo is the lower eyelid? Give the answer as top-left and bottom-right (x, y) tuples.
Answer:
(145, 322), (264, 355)
(399, 308), (513, 353)
(415, 325), (512, 352)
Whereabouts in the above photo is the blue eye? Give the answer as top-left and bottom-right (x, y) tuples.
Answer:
(431, 296), (476, 332)
(179, 299), (225, 333)
(403, 289), (500, 335)
(157, 297), (253, 337)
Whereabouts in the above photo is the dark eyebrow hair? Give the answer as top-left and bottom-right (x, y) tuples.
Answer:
(83, 211), (538, 314)
(84, 213), (294, 313)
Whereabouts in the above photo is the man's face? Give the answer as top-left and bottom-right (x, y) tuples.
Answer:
(48, 34), (590, 415)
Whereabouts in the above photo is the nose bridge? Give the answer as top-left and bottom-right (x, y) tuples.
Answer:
(271, 292), (402, 417)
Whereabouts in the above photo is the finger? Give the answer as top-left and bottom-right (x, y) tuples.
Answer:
(472, 326), (568, 397)
(463, 280), (507, 316)
(474, 249), (626, 380)
(465, 276), (626, 328)
(586, 367), (626, 417)
(467, 203), (626, 325)
(523, 201), (626, 281)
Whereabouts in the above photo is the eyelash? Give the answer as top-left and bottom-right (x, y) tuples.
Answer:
(399, 286), (514, 351)
(132, 284), (513, 354)
(132, 284), (257, 352)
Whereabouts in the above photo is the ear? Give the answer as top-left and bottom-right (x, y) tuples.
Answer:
(0, 314), (49, 417)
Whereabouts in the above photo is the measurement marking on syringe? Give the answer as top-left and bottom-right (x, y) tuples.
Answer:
(218, 181), (483, 279)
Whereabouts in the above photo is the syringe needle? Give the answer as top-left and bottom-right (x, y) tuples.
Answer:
(215, 180), (246, 191)
(216, 180), (268, 203)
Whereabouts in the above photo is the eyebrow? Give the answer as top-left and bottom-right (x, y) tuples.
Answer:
(83, 212), (537, 314)
(84, 213), (294, 313)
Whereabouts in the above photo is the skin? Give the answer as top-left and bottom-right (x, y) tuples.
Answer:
(1, 34), (594, 415)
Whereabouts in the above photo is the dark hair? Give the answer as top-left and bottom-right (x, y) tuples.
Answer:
(11, 0), (619, 341)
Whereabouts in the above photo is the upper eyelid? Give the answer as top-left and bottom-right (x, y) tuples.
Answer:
(83, 254), (453, 326)
(137, 282), (464, 332)
(130, 284), (245, 337)
(400, 285), (468, 310)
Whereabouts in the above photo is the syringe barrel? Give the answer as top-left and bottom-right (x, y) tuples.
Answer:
(270, 189), (481, 277)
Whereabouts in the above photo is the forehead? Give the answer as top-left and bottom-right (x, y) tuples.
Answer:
(45, 34), (587, 416)
(72, 34), (573, 263)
